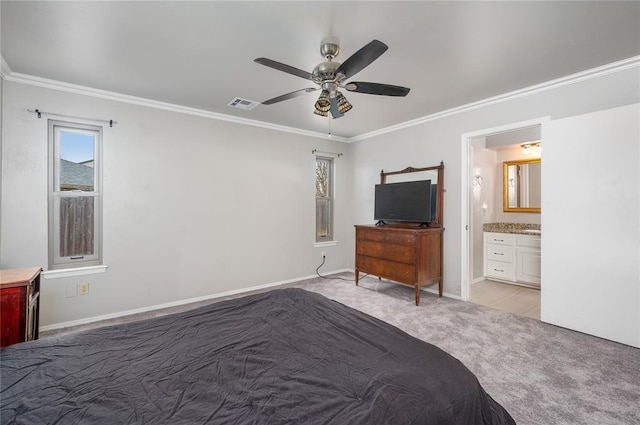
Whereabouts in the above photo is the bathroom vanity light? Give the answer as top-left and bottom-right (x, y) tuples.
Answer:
(521, 142), (541, 155)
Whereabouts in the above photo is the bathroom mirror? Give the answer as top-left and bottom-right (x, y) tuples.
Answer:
(503, 159), (541, 213)
(381, 161), (444, 226)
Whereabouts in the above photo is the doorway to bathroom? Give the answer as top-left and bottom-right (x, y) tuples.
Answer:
(460, 118), (547, 320)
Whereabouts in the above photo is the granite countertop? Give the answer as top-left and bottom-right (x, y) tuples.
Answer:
(483, 222), (541, 236)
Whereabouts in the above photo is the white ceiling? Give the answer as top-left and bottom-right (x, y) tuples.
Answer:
(2, 1), (639, 139)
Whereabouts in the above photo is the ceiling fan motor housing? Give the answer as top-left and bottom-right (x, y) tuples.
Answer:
(313, 39), (344, 84)
(313, 61), (342, 83)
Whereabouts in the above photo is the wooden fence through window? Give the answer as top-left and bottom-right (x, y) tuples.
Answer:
(60, 197), (94, 257)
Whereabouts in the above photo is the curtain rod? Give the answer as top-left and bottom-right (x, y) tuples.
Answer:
(27, 109), (117, 127)
(312, 149), (343, 157)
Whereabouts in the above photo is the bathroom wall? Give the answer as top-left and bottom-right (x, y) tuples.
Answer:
(471, 137), (497, 281)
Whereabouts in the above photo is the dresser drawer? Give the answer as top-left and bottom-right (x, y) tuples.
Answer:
(486, 244), (514, 262)
(357, 228), (416, 246)
(356, 255), (416, 284)
(357, 241), (415, 264)
(485, 232), (515, 245)
(486, 260), (514, 280)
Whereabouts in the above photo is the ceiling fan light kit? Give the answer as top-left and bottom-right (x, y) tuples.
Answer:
(254, 38), (410, 119)
(313, 108), (328, 117)
(314, 90), (332, 113)
(336, 92), (353, 114)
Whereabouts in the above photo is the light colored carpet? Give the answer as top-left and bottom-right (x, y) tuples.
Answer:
(42, 273), (640, 425)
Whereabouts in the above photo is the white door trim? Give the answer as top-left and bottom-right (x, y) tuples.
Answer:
(459, 116), (550, 301)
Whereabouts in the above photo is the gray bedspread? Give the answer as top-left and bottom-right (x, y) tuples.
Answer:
(1, 288), (515, 424)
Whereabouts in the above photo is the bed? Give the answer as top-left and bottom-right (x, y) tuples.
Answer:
(1, 288), (515, 424)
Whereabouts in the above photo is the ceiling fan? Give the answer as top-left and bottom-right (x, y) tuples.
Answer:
(254, 38), (410, 118)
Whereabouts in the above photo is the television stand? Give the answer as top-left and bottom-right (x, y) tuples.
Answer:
(354, 224), (443, 306)
(375, 220), (387, 226)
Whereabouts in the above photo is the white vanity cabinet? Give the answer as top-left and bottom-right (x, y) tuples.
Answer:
(484, 232), (541, 287)
(515, 235), (541, 285)
(484, 233), (516, 281)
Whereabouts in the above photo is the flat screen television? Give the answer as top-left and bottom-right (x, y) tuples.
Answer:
(374, 180), (432, 224)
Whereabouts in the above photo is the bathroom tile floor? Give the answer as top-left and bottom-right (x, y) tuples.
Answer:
(470, 279), (540, 320)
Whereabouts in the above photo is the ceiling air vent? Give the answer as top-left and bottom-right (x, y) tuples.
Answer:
(227, 98), (259, 110)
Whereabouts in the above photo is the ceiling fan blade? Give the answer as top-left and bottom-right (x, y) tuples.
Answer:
(345, 81), (410, 97)
(261, 87), (318, 105)
(336, 40), (388, 79)
(254, 57), (313, 80)
(330, 97), (344, 119)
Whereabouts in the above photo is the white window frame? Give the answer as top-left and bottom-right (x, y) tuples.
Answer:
(315, 155), (334, 243)
(48, 120), (103, 270)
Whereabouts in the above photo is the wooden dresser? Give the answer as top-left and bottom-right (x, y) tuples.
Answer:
(355, 225), (443, 305)
(1, 267), (42, 347)
(355, 162), (445, 306)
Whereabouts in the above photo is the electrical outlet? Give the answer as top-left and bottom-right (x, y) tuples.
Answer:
(321, 251), (326, 259)
(79, 283), (90, 295)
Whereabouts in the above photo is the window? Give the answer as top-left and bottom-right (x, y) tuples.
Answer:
(315, 156), (333, 242)
(48, 120), (102, 269)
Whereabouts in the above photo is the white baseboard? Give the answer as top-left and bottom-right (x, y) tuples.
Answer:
(40, 269), (352, 332)
(422, 286), (461, 300)
(40, 269), (461, 331)
(357, 273), (461, 301)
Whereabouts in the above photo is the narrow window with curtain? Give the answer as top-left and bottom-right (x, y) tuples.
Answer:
(315, 156), (333, 242)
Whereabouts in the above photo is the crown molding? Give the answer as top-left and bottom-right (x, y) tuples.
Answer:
(2, 71), (348, 143)
(0, 55), (12, 79)
(2, 55), (637, 143)
(349, 55), (640, 142)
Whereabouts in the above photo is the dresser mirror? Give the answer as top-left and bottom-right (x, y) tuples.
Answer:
(503, 159), (541, 213)
(380, 161), (444, 226)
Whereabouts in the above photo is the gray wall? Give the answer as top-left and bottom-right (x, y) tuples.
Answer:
(1, 81), (353, 327)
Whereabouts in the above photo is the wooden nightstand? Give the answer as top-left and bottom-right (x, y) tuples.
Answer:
(1, 267), (42, 347)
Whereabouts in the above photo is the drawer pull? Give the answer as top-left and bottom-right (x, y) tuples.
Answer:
(493, 268), (504, 272)
(494, 252), (504, 256)
(494, 239), (504, 242)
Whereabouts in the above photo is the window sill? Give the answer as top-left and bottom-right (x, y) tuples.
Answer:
(315, 240), (338, 248)
(42, 265), (108, 280)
